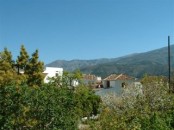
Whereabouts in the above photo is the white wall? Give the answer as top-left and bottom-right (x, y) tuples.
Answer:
(103, 79), (135, 94)
(96, 77), (102, 81)
(43, 67), (63, 83)
(72, 80), (79, 87)
(83, 76), (101, 85)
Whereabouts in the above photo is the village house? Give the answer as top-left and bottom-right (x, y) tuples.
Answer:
(103, 74), (137, 93)
(103, 74), (135, 88)
(43, 67), (63, 83)
(82, 74), (102, 88)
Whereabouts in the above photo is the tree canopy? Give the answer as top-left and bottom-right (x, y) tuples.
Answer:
(0, 48), (16, 86)
(25, 49), (44, 87)
(0, 45), (101, 129)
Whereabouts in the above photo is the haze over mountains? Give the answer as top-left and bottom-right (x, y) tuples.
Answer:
(46, 45), (174, 78)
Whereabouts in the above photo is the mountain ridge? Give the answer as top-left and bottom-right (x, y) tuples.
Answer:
(46, 53), (140, 70)
(46, 45), (174, 78)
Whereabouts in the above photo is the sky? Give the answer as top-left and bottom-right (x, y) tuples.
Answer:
(0, 0), (174, 64)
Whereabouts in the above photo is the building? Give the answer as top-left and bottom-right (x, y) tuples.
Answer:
(103, 74), (136, 93)
(43, 67), (63, 83)
(83, 74), (102, 88)
(103, 74), (135, 88)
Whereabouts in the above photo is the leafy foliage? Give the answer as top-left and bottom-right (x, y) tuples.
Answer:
(0, 85), (79, 130)
(16, 45), (29, 71)
(91, 75), (174, 130)
(75, 85), (101, 117)
(0, 79), (101, 130)
(0, 46), (101, 129)
(0, 48), (19, 86)
(25, 49), (44, 87)
(48, 70), (101, 118)
(3, 45), (174, 130)
(0, 46), (44, 87)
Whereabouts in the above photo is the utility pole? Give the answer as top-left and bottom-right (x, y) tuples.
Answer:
(168, 36), (171, 93)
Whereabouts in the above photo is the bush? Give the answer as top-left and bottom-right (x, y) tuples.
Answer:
(0, 83), (102, 130)
(0, 85), (79, 130)
(90, 76), (174, 130)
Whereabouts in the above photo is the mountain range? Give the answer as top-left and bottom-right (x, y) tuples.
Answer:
(46, 45), (174, 78)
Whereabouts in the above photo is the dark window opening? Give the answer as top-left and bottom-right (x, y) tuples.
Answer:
(107, 81), (110, 88)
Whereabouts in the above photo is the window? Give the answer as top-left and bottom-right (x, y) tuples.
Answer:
(55, 73), (59, 77)
(122, 82), (126, 88)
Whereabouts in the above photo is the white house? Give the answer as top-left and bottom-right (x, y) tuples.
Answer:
(71, 79), (79, 87)
(43, 67), (63, 83)
(103, 74), (135, 88)
(83, 74), (101, 84)
(103, 74), (136, 93)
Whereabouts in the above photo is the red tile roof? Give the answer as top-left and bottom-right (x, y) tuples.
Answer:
(104, 74), (134, 81)
(83, 74), (97, 80)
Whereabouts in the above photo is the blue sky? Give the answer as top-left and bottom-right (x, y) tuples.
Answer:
(0, 0), (174, 64)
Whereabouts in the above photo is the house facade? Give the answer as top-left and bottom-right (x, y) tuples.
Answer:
(103, 74), (135, 93)
(43, 67), (63, 83)
(82, 74), (102, 88)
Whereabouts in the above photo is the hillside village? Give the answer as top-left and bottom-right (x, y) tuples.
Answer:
(1, 45), (174, 130)
(1, 0), (174, 129)
(43, 66), (143, 95)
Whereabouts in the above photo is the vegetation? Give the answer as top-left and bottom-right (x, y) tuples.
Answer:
(25, 49), (45, 87)
(81, 61), (169, 78)
(0, 48), (22, 86)
(90, 75), (174, 130)
(0, 45), (101, 130)
(16, 45), (29, 72)
(1, 45), (174, 130)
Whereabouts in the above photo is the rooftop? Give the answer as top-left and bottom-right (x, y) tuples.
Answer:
(104, 74), (134, 81)
(43, 67), (63, 73)
(83, 74), (98, 80)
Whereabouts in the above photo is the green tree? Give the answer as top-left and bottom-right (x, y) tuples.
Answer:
(49, 70), (101, 118)
(0, 48), (16, 86)
(0, 84), (80, 130)
(25, 49), (44, 87)
(15, 45), (30, 85)
(75, 85), (101, 118)
(48, 69), (82, 88)
(16, 45), (29, 71)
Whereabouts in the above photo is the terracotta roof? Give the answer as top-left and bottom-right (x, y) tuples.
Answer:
(83, 74), (97, 80)
(104, 74), (134, 81)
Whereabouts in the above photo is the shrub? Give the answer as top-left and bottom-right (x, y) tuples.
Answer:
(90, 76), (174, 130)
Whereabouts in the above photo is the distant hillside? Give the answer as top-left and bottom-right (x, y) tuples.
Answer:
(46, 54), (138, 71)
(81, 60), (169, 78)
(46, 59), (117, 71)
(47, 45), (174, 78)
(81, 45), (174, 78)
